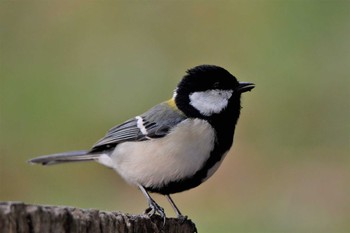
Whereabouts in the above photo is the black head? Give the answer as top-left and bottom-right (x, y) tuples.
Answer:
(174, 65), (254, 120)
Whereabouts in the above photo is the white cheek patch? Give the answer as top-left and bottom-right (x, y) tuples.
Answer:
(189, 89), (233, 116)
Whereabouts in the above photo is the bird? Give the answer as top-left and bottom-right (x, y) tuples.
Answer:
(29, 64), (255, 222)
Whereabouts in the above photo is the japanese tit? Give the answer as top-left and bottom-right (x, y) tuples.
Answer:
(29, 64), (255, 222)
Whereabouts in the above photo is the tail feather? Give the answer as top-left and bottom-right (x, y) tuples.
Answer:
(28, 150), (99, 166)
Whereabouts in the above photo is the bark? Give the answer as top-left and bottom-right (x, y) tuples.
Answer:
(0, 202), (197, 233)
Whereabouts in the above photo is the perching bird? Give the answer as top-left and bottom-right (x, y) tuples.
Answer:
(29, 64), (254, 222)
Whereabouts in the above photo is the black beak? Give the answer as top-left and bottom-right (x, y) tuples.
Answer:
(237, 82), (255, 93)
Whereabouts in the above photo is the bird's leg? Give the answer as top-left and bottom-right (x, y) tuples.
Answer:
(166, 194), (187, 222)
(138, 185), (166, 224)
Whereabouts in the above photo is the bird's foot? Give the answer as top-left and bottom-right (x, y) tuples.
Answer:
(144, 200), (166, 225)
(177, 214), (188, 223)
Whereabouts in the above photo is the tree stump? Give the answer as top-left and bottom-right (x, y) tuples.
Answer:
(0, 202), (197, 233)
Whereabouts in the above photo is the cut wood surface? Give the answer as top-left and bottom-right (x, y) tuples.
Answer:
(0, 202), (197, 233)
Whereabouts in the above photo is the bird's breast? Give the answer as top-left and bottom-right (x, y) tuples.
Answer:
(110, 119), (216, 188)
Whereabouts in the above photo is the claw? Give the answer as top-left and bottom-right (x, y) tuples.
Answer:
(177, 214), (188, 224)
(139, 185), (167, 225)
(146, 199), (166, 225)
(144, 206), (154, 215)
(166, 194), (188, 223)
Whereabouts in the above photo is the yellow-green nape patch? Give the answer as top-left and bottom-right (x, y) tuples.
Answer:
(166, 98), (177, 109)
(165, 98), (186, 116)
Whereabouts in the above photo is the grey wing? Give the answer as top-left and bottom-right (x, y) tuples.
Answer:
(90, 102), (186, 152)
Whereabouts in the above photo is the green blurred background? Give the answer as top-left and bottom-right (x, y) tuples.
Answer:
(1, 1), (349, 232)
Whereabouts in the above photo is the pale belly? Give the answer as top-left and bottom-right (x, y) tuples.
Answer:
(109, 119), (216, 189)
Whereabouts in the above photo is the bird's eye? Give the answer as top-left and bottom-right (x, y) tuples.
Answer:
(213, 82), (220, 88)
